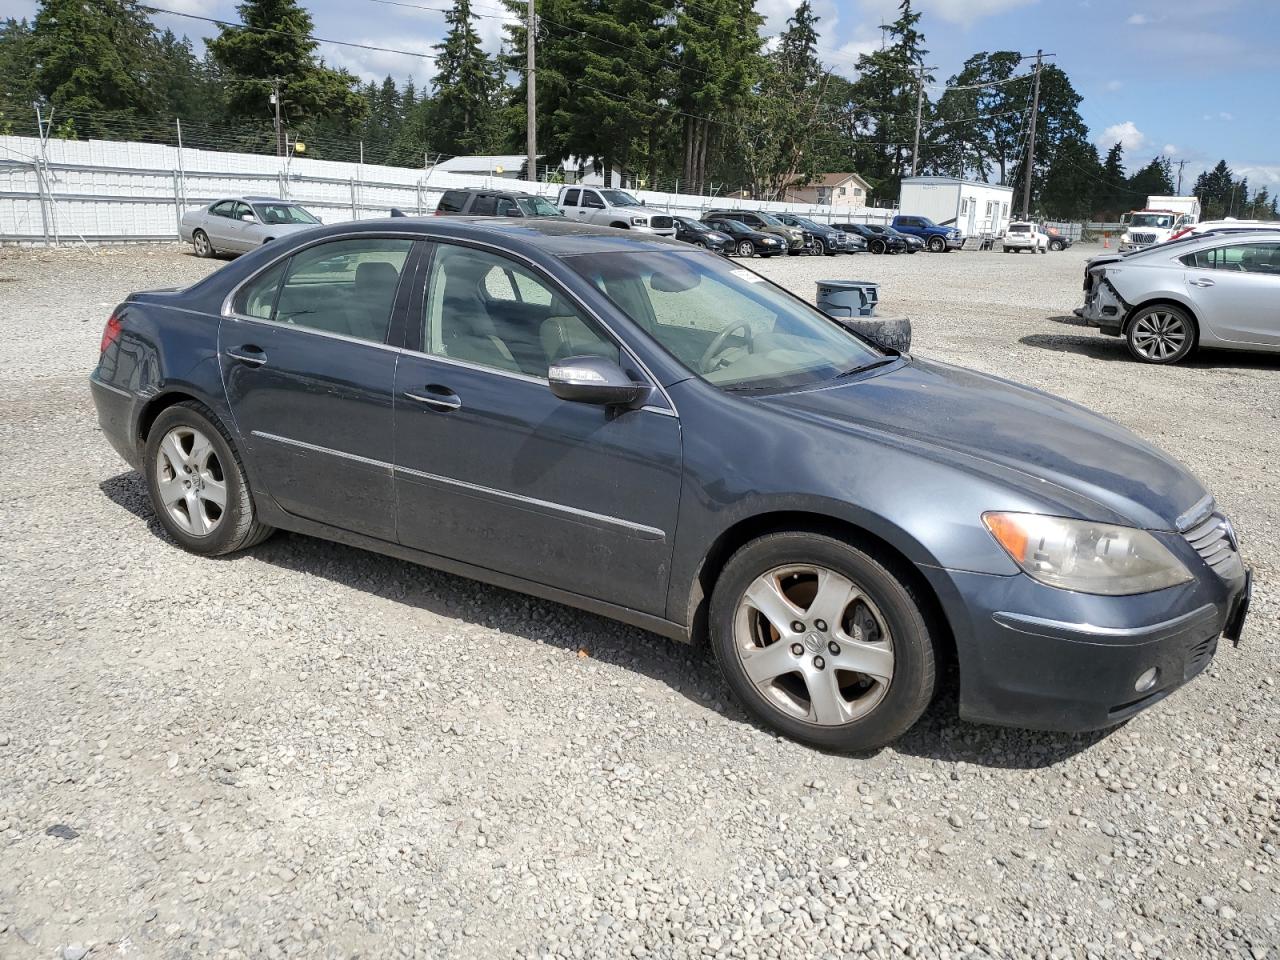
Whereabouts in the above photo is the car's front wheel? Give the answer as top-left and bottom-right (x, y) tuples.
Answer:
(192, 230), (213, 258)
(870, 239), (886, 255)
(710, 532), (937, 752)
(812, 237), (826, 256)
(144, 402), (274, 556)
(737, 240), (755, 257)
(1126, 304), (1196, 364)
(927, 236), (945, 253)
(1050, 240), (1064, 251)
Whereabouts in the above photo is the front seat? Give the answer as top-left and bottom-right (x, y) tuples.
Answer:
(438, 258), (520, 373)
(540, 313), (614, 365)
(351, 261), (401, 341)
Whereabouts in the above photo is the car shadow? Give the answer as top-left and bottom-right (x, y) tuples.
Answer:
(1024, 329), (1280, 370)
(100, 470), (1108, 770)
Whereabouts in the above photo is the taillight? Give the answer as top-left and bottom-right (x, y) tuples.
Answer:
(100, 313), (122, 353)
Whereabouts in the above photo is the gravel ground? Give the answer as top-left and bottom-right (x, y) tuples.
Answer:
(0, 242), (1277, 960)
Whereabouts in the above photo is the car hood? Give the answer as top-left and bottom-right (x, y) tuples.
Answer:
(758, 358), (1206, 531)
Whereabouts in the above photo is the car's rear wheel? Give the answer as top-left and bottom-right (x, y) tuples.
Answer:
(144, 402), (273, 556)
(1050, 240), (1065, 251)
(870, 239), (886, 255)
(737, 240), (755, 257)
(192, 230), (213, 258)
(927, 236), (945, 253)
(1126, 305), (1196, 364)
(710, 532), (937, 751)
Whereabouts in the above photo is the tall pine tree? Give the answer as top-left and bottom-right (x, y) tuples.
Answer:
(429, 0), (502, 157)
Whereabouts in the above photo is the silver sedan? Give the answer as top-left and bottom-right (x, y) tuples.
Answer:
(179, 197), (322, 257)
(1079, 230), (1280, 364)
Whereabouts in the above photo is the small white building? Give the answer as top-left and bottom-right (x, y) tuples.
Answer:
(899, 176), (1015, 238)
(432, 154), (625, 186)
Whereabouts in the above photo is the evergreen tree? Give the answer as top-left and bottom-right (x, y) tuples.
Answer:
(1128, 156), (1174, 198)
(1039, 134), (1101, 220)
(931, 51), (1025, 182)
(0, 19), (39, 135)
(208, 0), (366, 149)
(430, 0), (503, 157)
(30, 0), (159, 135)
(1194, 160), (1236, 219)
(1007, 65), (1089, 216)
(1096, 142), (1131, 217)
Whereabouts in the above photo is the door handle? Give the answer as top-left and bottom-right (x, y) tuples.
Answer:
(1190, 277), (1215, 288)
(225, 345), (268, 366)
(403, 386), (462, 411)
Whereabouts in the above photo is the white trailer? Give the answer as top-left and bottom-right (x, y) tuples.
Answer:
(898, 177), (1016, 240)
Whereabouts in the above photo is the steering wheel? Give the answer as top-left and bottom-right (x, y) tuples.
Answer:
(699, 319), (755, 373)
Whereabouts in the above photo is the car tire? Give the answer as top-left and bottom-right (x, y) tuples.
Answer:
(927, 236), (945, 253)
(813, 237), (826, 256)
(1003, 247), (1011, 253)
(696, 240), (708, 249)
(709, 531), (937, 752)
(144, 401), (274, 556)
(1125, 304), (1197, 365)
(192, 230), (214, 258)
(737, 240), (755, 258)
(1050, 240), (1064, 251)
(870, 240), (886, 255)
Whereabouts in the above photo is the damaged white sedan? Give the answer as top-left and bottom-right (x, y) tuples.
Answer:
(1078, 231), (1280, 364)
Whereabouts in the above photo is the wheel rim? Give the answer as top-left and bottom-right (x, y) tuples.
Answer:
(1131, 312), (1188, 361)
(815, 239), (824, 255)
(930, 238), (943, 252)
(194, 233), (209, 255)
(155, 425), (227, 537)
(738, 241), (753, 256)
(733, 564), (894, 726)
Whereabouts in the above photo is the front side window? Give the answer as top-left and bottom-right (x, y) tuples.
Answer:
(422, 244), (617, 378)
(470, 195), (498, 216)
(232, 202), (255, 222)
(582, 190), (605, 209)
(597, 189), (640, 207)
(235, 237), (413, 343)
(253, 203), (319, 225)
(515, 196), (562, 217)
(566, 251), (880, 393)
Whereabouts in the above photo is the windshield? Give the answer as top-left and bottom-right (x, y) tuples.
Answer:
(678, 217), (708, 232)
(598, 189), (641, 207)
(1130, 213), (1175, 229)
(252, 203), (320, 225)
(565, 251), (881, 393)
(516, 196), (563, 217)
(754, 211), (786, 227)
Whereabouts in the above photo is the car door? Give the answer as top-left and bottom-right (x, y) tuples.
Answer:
(558, 188), (580, 218)
(226, 201), (262, 252)
(580, 189), (606, 223)
(219, 235), (420, 541)
(204, 201), (238, 249)
(392, 240), (682, 615)
(1185, 241), (1280, 345)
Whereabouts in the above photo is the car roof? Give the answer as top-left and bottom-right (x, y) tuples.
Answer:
(444, 188), (544, 198)
(279, 216), (687, 257)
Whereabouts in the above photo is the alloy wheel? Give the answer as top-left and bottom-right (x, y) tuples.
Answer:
(737, 240), (755, 257)
(1130, 311), (1189, 362)
(193, 231), (211, 257)
(154, 425), (227, 537)
(733, 564), (894, 726)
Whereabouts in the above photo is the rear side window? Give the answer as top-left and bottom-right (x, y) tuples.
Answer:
(437, 191), (467, 214)
(235, 238), (414, 343)
(495, 197), (519, 217)
(563, 189), (580, 206)
(470, 195), (498, 216)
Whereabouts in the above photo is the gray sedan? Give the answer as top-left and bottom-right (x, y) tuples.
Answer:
(179, 196), (322, 257)
(1080, 230), (1280, 363)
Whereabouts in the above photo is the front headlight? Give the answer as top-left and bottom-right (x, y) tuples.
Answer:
(631, 216), (648, 226)
(983, 512), (1193, 595)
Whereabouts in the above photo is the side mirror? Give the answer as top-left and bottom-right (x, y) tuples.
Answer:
(240, 213), (255, 222)
(548, 356), (649, 407)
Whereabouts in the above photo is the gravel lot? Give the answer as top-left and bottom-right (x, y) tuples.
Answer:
(1, 242), (1277, 960)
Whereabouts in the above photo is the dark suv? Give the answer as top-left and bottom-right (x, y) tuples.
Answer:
(836, 223), (908, 255)
(773, 214), (857, 256)
(435, 189), (565, 219)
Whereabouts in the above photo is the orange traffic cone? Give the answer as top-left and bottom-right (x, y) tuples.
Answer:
(1103, 236), (1110, 248)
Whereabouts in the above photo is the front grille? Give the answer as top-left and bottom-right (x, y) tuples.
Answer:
(1132, 232), (1158, 245)
(650, 215), (673, 230)
(1183, 514), (1244, 581)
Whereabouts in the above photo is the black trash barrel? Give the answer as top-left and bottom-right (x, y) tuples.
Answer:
(816, 279), (879, 318)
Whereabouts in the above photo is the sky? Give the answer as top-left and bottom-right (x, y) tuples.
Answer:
(3, 0), (1277, 190)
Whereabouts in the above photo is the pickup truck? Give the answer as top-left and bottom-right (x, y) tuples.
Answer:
(556, 186), (676, 237)
(891, 215), (964, 252)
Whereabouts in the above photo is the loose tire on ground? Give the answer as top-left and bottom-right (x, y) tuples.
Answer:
(144, 401), (274, 556)
(838, 316), (912, 353)
(709, 531), (938, 752)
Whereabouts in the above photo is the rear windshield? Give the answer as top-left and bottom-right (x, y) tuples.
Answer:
(437, 191), (467, 214)
(1008, 224), (1029, 233)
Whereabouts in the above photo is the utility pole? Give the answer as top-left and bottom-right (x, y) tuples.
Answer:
(1174, 158), (1189, 194)
(1021, 50), (1042, 220)
(526, 0), (537, 182)
(271, 78), (284, 158)
(911, 65), (925, 178)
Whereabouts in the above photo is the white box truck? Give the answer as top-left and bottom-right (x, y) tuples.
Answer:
(1119, 196), (1201, 252)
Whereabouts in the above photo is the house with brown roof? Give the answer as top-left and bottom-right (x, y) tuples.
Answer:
(783, 172), (872, 209)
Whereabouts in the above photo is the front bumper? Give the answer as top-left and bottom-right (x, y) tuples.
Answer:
(922, 555), (1250, 733)
(632, 225), (677, 238)
(943, 235), (965, 250)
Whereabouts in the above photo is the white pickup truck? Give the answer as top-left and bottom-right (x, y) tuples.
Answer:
(556, 186), (676, 237)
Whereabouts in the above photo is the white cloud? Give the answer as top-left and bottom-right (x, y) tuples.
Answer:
(321, 38), (437, 86)
(1097, 120), (1149, 152)
(1162, 144), (1179, 156)
(1219, 111), (1235, 121)
(1105, 79), (1123, 91)
(1126, 13), (1148, 24)
(1234, 164), (1280, 186)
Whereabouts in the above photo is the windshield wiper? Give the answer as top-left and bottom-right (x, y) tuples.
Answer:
(836, 356), (899, 379)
